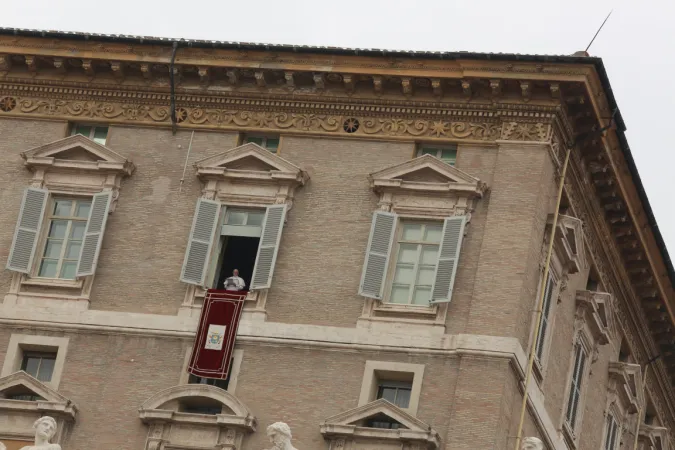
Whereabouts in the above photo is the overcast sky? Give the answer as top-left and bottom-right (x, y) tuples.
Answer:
(3, 0), (673, 259)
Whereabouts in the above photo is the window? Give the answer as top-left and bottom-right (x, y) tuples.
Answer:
(535, 271), (557, 362)
(21, 351), (56, 382)
(565, 342), (588, 431)
(604, 413), (620, 450)
(376, 380), (412, 408)
(366, 413), (403, 429)
(244, 135), (280, 153)
(70, 123), (108, 145)
(37, 198), (91, 280)
(188, 357), (233, 391)
(178, 396), (223, 415)
(389, 221), (443, 305)
(417, 145), (457, 165)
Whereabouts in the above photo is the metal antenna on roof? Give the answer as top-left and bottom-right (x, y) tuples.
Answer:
(585, 10), (613, 53)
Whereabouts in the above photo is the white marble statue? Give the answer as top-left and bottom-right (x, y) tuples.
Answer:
(265, 422), (298, 450)
(20, 417), (61, 450)
(1, 441), (7, 450)
(521, 436), (544, 450)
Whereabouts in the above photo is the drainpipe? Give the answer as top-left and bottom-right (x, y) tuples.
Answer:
(631, 354), (661, 450)
(170, 41), (178, 135)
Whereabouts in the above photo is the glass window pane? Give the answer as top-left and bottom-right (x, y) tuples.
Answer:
(390, 285), (410, 304)
(412, 286), (432, 305)
(397, 244), (418, 263)
(393, 265), (414, 284)
(419, 148), (437, 157)
(401, 223), (422, 241)
(226, 211), (246, 225)
(417, 266), (436, 285)
(265, 138), (280, 152)
(73, 125), (92, 137)
(246, 137), (264, 146)
(420, 246), (439, 265)
(43, 240), (63, 259)
(37, 357), (55, 382)
(38, 260), (58, 278)
(395, 388), (411, 408)
(70, 222), (86, 240)
(23, 357), (40, 377)
(75, 201), (91, 218)
(53, 200), (73, 217)
(441, 149), (457, 164)
(246, 212), (265, 226)
(378, 387), (397, 403)
(48, 220), (68, 238)
(65, 241), (81, 259)
(93, 127), (108, 144)
(60, 261), (77, 280)
(423, 225), (443, 243)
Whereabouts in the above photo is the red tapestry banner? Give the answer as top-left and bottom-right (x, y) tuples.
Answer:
(188, 290), (246, 380)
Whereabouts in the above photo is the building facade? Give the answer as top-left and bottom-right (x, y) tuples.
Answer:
(0, 29), (673, 450)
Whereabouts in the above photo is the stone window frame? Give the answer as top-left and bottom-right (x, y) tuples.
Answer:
(357, 360), (425, 416)
(178, 347), (244, 395)
(601, 405), (622, 450)
(559, 289), (614, 447)
(531, 213), (587, 382)
(358, 154), (487, 333)
(638, 424), (670, 450)
(0, 334), (70, 390)
(179, 142), (308, 321)
(4, 134), (134, 310)
(138, 384), (257, 450)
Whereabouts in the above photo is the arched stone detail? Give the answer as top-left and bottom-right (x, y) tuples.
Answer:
(140, 384), (253, 418)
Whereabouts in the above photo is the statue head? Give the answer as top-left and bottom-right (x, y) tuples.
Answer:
(0, 441), (7, 450)
(521, 437), (544, 450)
(34, 416), (57, 442)
(266, 422), (292, 448)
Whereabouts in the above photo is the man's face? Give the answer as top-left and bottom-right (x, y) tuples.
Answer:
(268, 431), (285, 446)
(36, 420), (55, 440)
(233, 269), (239, 277)
(522, 441), (540, 450)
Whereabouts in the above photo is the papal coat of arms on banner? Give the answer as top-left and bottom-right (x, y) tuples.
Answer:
(204, 324), (227, 350)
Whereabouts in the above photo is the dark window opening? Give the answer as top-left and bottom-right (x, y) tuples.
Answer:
(618, 338), (632, 363)
(365, 413), (403, 429)
(586, 266), (602, 292)
(179, 396), (223, 415)
(3, 385), (44, 402)
(21, 351), (56, 382)
(215, 236), (259, 290)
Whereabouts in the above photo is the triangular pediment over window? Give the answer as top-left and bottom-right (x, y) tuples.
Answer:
(194, 142), (308, 185)
(320, 399), (441, 449)
(369, 154), (487, 198)
(21, 134), (135, 175)
(0, 371), (77, 420)
(609, 362), (644, 414)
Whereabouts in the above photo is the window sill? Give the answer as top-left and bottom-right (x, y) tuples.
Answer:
(21, 277), (84, 289)
(532, 358), (545, 384)
(373, 301), (438, 317)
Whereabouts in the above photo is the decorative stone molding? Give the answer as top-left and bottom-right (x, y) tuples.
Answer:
(639, 424), (669, 450)
(575, 290), (615, 346)
(194, 142), (308, 209)
(608, 362), (644, 415)
(138, 384), (256, 450)
(358, 154), (487, 333)
(0, 335), (69, 390)
(546, 214), (586, 275)
(0, 371), (77, 446)
(21, 134), (135, 212)
(320, 399), (441, 450)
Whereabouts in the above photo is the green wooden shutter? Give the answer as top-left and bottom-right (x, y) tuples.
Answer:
(250, 204), (287, 289)
(358, 211), (397, 299)
(180, 198), (221, 286)
(76, 191), (112, 277)
(430, 215), (466, 303)
(6, 187), (49, 273)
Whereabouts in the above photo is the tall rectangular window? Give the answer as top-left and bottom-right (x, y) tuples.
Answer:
(535, 271), (556, 362)
(245, 135), (279, 153)
(417, 145), (457, 165)
(604, 413), (620, 450)
(376, 380), (412, 408)
(565, 342), (588, 430)
(38, 198), (91, 280)
(389, 221), (443, 305)
(71, 123), (108, 145)
(21, 351), (56, 382)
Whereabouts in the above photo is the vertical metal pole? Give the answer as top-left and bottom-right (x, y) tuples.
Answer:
(514, 146), (572, 450)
